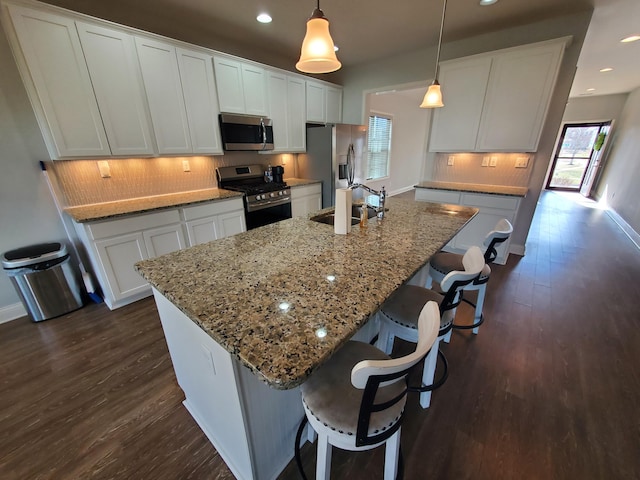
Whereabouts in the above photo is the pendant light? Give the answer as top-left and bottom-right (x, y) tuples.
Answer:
(420, 0), (448, 108)
(296, 0), (342, 74)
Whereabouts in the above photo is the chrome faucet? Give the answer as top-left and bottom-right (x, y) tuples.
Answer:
(348, 182), (386, 219)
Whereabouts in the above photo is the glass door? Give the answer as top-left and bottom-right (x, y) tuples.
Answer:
(546, 122), (611, 193)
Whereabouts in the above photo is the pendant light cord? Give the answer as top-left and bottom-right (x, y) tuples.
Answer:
(434, 0), (447, 81)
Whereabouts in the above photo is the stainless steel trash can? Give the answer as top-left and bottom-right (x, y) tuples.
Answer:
(2, 242), (83, 322)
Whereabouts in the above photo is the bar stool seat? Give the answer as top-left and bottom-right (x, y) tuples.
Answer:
(298, 301), (441, 480)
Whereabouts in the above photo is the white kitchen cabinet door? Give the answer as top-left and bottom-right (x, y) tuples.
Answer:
(176, 48), (223, 154)
(6, 5), (110, 158)
(241, 63), (267, 116)
(326, 86), (342, 124)
(135, 37), (192, 154)
(218, 211), (246, 238)
(428, 56), (492, 152)
(94, 233), (149, 302)
(76, 22), (155, 156)
(143, 224), (187, 258)
(267, 71), (289, 151)
(306, 80), (326, 123)
(213, 56), (245, 113)
(185, 216), (220, 246)
(291, 184), (322, 218)
(476, 41), (565, 152)
(288, 76), (306, 151)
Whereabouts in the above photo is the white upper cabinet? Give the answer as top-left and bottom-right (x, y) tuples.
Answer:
(266, 70), (306, 152)
(76, 22), (155, 156)
(306, 80), (342, 124)
(6, 5), (110, 158)
(429, 38), (567, 153)
(213, 55), (267, 116)
(476, 41), (565, 152)
(176, 48), (223, 154)
(135, 37), (192, 154)
(428, 57), (492, 152)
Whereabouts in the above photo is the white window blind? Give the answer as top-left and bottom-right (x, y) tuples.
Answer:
(367, 114), (392, 180)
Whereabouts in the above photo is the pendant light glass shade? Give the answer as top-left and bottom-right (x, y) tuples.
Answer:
(420, 81), (444, 108)
(296, 6), (342, 74)
(420, 0), (447, 108)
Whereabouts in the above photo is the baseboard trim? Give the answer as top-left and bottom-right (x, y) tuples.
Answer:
(509, 242), (526, 257)
(0, 302), (27, 324)
(606, 208), (640, 251)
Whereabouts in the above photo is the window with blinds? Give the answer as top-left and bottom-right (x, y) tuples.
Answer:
(367, 114), (392, 180)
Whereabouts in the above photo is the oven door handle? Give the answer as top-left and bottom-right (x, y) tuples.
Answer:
(246, 196), (291, 212)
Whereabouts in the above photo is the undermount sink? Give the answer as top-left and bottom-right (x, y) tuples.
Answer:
(310, 205), (377, 226)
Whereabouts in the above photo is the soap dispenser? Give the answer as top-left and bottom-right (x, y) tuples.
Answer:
(359, 204), (368, 228)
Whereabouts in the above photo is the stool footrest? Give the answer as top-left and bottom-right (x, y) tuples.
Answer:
(408, 349), (448, 393)
(452, 296), (485, 330)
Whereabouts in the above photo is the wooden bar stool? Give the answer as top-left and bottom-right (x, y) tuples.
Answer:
(376, 246), (485, 408)
(297, 301), (441, 480)
(426, 218), (513, 334)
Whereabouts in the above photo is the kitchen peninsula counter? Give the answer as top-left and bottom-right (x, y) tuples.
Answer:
(134, 197), (476, 480)
(415, 180), (528, 197)
(65, 187), (243, 223)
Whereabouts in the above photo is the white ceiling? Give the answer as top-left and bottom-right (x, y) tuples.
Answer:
(42, 0), (640, 99)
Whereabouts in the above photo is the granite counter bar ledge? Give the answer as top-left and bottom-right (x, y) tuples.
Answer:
(415, 180), (528, 197)
(134, 197), (477, 480)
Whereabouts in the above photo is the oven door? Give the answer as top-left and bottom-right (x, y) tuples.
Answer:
(244, 202), (292, 230)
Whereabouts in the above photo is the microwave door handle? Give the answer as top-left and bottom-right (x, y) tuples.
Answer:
(260, 118), (266, 150)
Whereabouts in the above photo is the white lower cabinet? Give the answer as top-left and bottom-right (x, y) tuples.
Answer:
(291, 183), (322, 218)
(74, 198), (245, 309)
(414, 188), (522, 264)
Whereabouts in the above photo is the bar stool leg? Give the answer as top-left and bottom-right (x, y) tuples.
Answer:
(384, 429), (401, 480)
(420, 338), (441, 408)
(473, 283), (487, 335)
(316, 432), (332, 480)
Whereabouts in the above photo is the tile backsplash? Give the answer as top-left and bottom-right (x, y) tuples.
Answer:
(50, 152), (294, 207)
(431, 152), (533, 186)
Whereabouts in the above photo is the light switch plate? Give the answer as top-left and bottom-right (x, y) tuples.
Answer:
(515, 156), (529, 168)
(481, 156), (490, 167)
(489, 156), (498, 167)
(182, 159), (191, 172)
(447, 156), (455, 166)
(97, 160), (111, 178)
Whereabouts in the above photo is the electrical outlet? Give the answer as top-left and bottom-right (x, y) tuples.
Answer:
(97, 160), (111, 178)
(481, 156), (490, 167)
(515, 156), (529, 168)
(489, 156), (498, 167)
(447, 156), (455, 166)
(182, 159), (191, 172)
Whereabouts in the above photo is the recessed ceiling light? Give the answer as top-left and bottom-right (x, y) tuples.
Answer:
(479, 0), (498, 5)
(334, 45), (339, 52)
(621, 35), (640, 43)
(599, 67), (613, 72)
(256, 13), (272, 24)
(587, 88), (596, 92)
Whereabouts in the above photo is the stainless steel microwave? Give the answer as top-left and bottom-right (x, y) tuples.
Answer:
(219, 113), (274, 151)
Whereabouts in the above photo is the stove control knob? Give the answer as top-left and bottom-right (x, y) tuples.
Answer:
(270, 192), (276, 198)
(255, 195), (261, 201)
(278, 191), (283, 196)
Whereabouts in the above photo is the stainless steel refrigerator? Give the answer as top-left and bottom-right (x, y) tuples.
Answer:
(298, 124), (367, 208)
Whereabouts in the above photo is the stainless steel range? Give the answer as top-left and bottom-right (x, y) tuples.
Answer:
(216, 164), (291, 230)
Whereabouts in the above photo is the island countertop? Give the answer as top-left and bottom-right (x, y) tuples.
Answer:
(135, 197), (477, 389)
(415, 181), (528, 197)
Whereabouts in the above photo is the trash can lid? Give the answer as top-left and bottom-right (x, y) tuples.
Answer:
(2, 242), (67, 269)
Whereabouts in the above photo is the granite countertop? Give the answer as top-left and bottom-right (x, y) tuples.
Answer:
(415, 181), (528, 197)
(284, 178), (322, 188)
(135, 197), (477, 390)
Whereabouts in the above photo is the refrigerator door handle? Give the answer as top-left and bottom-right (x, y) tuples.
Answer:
(346, 143), (355, 185)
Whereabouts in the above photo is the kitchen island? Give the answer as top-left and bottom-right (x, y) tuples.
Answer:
(135, 197), (477, 480)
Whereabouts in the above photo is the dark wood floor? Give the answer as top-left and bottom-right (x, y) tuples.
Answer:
(1, 191), (639, 479)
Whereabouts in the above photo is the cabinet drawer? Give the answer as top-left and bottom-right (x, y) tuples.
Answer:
(291, 183), (321, 198)
(88, 209), (181, 239)
(461, 193), (519, 210)
(182, 198), (244, 221)
(414, 189), (461, 204)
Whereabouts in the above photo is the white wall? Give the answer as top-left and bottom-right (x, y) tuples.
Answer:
(594, 87), (640, 233)
(563, 93), (629, 122)
(0, 20), (69, 319)
(366, 92), (431, 196)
